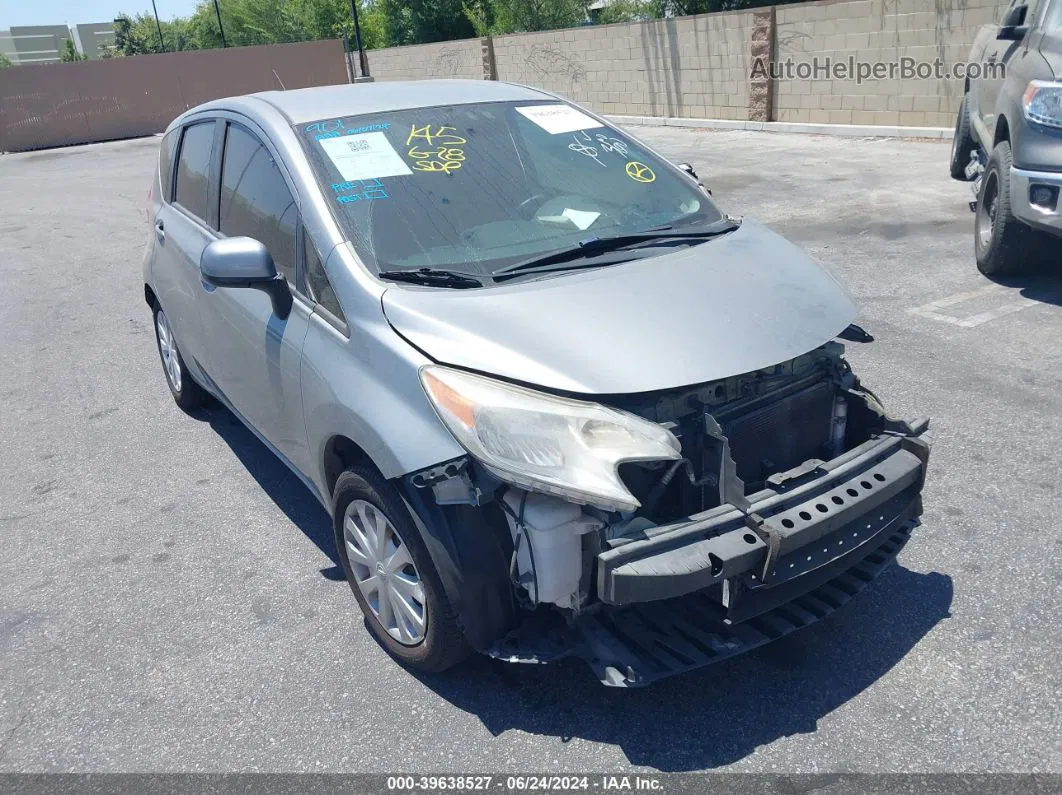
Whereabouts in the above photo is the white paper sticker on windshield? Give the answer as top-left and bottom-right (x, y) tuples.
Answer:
(516, 104), (604, 135)
(318, 132), (412, 181)
(562, 208), (600, 230)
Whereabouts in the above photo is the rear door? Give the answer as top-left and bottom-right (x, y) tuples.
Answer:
(196, 118), (312, 473)
(152, 118), (222, 381)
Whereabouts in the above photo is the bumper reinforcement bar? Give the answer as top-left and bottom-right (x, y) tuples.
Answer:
(487, 519), (915, 686)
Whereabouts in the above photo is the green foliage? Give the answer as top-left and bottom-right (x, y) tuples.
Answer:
(593, 0), (654, 24)
(61, 38), (86, 62)
(105, 0), (784, 55)
(0, 52), (13, 68)
(464, 0), (589, 35)
(111, 13), (200, 55)
(377, 0), (475, 46)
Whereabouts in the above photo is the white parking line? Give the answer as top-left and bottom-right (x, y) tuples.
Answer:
(907, 284), (1044, 328)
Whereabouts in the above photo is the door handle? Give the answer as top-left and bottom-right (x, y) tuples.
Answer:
(154, 220), (165, 243)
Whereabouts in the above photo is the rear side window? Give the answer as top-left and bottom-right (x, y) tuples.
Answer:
(304, 231), (345, 322)
(173, 122), (215, 222)
(219, 123), (298, 284)
(158, 129), (179, 202)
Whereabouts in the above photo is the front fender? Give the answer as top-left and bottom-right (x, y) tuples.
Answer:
(300, 310), (464, 498)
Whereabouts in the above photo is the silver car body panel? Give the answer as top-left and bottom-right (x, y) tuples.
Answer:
(144, 80), (858, 506)
(381, 220), (857, 395)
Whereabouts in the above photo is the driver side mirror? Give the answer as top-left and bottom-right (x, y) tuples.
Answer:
(200, 237), (292, 320)
(998, 4), (1029, 39)
(677, 162), (712, 195)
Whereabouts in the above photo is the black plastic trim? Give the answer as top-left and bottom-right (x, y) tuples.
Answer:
(598, 434), (925, 605)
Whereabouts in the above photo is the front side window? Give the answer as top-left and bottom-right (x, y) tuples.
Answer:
(173, 121), (215, 222)
(1043, 0), (1062, 31)
(304, 231), (345, 321)
(297, 101), (719, 281)
(220, 123), (298, 284)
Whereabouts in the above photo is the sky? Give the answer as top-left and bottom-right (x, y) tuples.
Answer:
(0, 0), (200, 28)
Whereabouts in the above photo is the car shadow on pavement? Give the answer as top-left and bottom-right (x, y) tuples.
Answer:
(199, 405), (342, 574)
(190, 405), (953, 770)
(414, 564), (953, 771)
(986, 267), (1062, 307)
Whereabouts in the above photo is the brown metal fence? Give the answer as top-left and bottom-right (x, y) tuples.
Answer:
(0, 39), (348, 153)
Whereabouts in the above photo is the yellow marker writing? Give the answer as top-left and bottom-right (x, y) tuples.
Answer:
(625, 161), (656, 183)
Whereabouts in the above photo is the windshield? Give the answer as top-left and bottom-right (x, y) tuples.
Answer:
(296, 100), (722, 279)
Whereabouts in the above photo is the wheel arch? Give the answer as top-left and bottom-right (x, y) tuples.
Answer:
(993, 114), (1010, 147)
(144, 283), (159, 310)
(323, 434), (379, 501)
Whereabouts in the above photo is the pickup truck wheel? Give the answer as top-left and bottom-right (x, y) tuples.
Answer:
(949, 96), (978, 181)
(153, 306), (208, 411)
(333, 466), (471, 673)
(975, 141), (1034, 276)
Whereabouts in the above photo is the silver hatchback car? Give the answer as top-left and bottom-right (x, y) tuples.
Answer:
(144, 80), (931, 686)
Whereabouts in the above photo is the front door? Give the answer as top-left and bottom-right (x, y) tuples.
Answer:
(197, 120), (311, 473)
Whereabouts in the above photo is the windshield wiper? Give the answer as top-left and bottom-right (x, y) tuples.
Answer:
(377, 268), (484, 289)
(491, 218), (740, 281)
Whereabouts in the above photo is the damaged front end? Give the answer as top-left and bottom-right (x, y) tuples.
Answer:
(400, 343), (930, 687)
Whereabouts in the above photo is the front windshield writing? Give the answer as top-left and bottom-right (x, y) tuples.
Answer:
(298, 101), (721, 277)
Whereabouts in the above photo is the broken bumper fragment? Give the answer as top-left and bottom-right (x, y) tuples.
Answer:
(488, 430), (930, 686)
(599, 432), (928, 612)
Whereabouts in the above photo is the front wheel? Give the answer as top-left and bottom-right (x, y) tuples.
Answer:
(334, 465), (471, 672)
(974, 141), (1050, 276)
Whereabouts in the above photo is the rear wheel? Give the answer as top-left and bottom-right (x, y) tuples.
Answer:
(949, 95), (978, 181)
(153, 305), (208, 411)
(334, 465), (471, 672)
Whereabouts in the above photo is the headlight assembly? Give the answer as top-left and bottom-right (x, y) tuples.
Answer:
(1023, 81), (1062, 129)
(420, 365), (681, 512)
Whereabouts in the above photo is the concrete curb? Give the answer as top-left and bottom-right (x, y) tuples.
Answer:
(608, 114), (954, 140)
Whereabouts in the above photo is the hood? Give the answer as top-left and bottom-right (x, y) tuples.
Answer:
(381, 220), (858, 395)
(1042, 46), (1062, 80)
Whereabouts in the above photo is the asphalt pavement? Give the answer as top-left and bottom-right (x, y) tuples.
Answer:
(1, 126), (1061, 773)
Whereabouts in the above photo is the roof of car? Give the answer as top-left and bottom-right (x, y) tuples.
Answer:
(249, 80), (554, 124)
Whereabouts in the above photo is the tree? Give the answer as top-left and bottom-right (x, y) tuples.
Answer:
(60, 38), (85, 62)
(112, 12), (203, 55)
(378, 0), (475, 45)
(464, 0), (590, 35)
(0, 52), (13, 68)
(594, 0), (654, 24)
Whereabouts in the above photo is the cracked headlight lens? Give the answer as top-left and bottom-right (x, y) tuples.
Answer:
(421, 365), (681, 512)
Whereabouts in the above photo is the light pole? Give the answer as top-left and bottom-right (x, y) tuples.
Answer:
(213, 0), (228, 47)
(348, 0), (369, 77)
(150, 0), (165, 52)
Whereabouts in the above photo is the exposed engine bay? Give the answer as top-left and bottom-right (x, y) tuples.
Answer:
(406, 342), (923, 630)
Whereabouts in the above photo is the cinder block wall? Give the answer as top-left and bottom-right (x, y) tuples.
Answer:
(366, 39), (483, 81)
(774, 0), (1009, 127)
(491, 13), (755, 120)
(363, 0), (1013, 128)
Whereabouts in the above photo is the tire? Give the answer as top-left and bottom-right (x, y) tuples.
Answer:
(153, 304), (209, 411)
(950, 95), (978, 181)
(333, 465), (471, 673)
(974, 140), (1051, 277)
